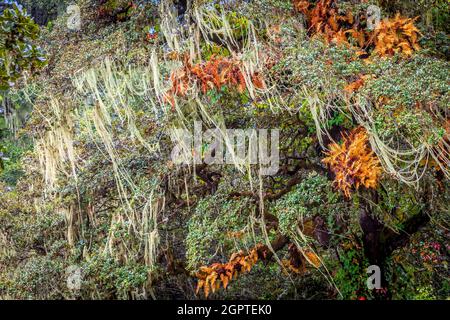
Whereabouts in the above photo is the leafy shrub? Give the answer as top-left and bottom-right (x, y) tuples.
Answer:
(0, 2), (47, 90)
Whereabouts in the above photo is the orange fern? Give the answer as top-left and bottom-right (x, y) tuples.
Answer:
(195, 244), (264, 298)
(322, 127), (382, 198)
(293, 0), (354, 44)
(372, 14), (420, 57)
(292, 1), (421, 57)
(164, 54), (265, 108)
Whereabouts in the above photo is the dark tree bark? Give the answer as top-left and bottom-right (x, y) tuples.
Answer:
(359, 187), (431, 299)
(175, 0), (189, 17)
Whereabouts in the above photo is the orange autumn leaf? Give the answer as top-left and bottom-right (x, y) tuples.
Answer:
(300, 218), (315, 237)
(251, 72), (266, 90)
(196, 279), (204, 294)
(344, 76), (366, 93)
(345, 28), (366, 47)
(204, 281), (210, 298)
(282, 259), (306, 274)
(220, 273), (229, 289)
(282, 243), (322, 274)
(292, 0), (310, 14)
(304, 250), (321, 268)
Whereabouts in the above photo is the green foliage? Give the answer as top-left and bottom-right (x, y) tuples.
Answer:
(0, 3), (47, 90)
(19, 0), (69, 25)
(333, 246), (374, 300)
(186, 184), (255, 270)
(0, 136), (32, 185)
(249, 0), (294, 14)
(357, 54), (449, 147)
(272, 172), (343, 238)
(361, 54), (449, 111)
(201, 43), (231, 60)
(386, 227), (449, 300)
(373, 180), (427, 232)
(203, 5), (250, 41)
(98, 0), (136, 22)
(280, 38), (367, 97)
(374, 108), (445, 148)
(5, 255), (66, 299)
(81, 256), (149, 299)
